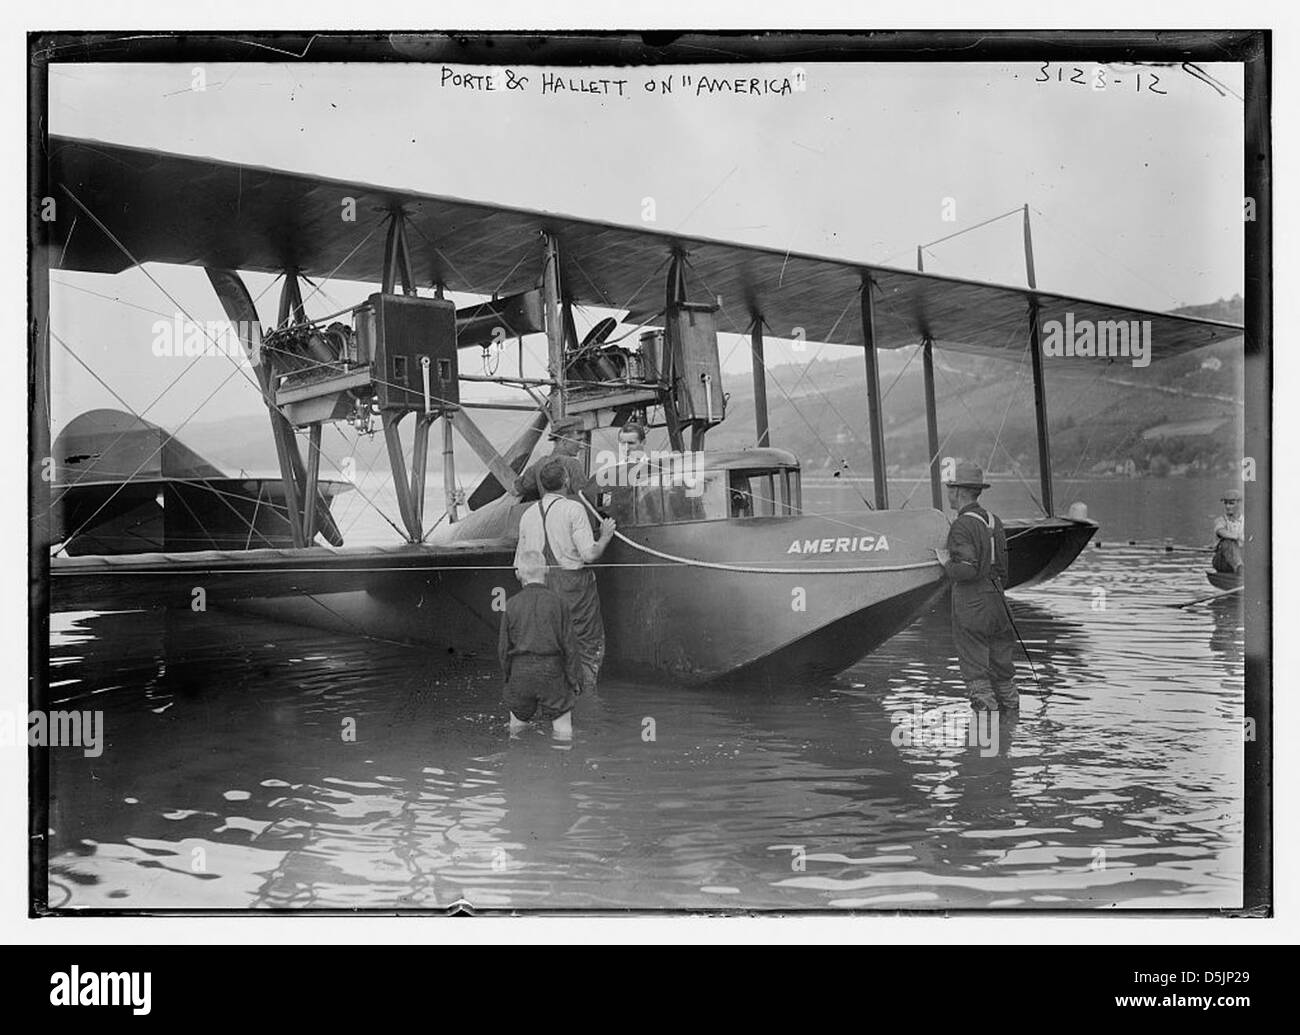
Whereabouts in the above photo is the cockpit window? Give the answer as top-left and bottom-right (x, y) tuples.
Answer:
(782, 469), (801, 515)
(729, 471), (775, 517)
(656, 466), (723, 523)
(726, 468), (800, 517)
(593, 458), (800, 525)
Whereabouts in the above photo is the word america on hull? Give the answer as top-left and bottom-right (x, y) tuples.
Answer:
(787, 536), (891, 554)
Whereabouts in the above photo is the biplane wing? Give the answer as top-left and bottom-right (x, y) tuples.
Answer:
(43, 135), (1243, 358)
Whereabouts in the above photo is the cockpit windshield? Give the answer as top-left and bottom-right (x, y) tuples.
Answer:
(592, 457), (801, 527)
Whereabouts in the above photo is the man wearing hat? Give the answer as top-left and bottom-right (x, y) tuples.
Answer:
(514, 415), (592, 504)
(1212, 489), (1244, 574)
(934, 461), (1018, 713)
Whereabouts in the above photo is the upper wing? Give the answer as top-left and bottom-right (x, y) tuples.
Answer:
(44, 135), (1243, 358)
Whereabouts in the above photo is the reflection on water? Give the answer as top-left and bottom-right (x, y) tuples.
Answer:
(45, 545), (1242, 911)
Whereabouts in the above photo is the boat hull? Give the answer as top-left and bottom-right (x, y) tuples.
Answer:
(594, 510), (950, 684)
(1003, 516), (1098, 589)
(1206, 570), (1243, 592)
(57, 508), (951, 686)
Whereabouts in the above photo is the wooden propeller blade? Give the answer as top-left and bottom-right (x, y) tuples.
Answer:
(466, 411), (549, 511)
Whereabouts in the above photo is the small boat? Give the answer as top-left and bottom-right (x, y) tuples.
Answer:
(1205, 570), (1243, 592)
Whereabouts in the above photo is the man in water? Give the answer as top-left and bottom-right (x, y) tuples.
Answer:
(1212, 488), (1244, 574)
(934, 461), (1018, 713)
(515, 458), (616, 694)
(499, 550), (583, 739)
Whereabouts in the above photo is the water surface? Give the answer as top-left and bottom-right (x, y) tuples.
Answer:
(46, 542), (1243, 911)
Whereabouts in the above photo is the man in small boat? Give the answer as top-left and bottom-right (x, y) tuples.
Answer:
(499, 550), (583, 739)
(514, 416), (591, 503)
(934, 461), (1018, 713)
(1212, 488), (1244, 574)
(515, 458), (617, 694)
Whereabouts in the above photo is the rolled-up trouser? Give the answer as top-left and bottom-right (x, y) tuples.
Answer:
(992, 680), (1019, 711)
(503, 654), (575, 722)
(966, 678), (998, 711)
(545, 566), (605, 693)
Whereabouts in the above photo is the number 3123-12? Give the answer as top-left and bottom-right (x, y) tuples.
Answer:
(1034, 63), (1166, 95)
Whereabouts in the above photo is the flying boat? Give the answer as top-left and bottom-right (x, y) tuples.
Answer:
(35, 135), (1244, 684)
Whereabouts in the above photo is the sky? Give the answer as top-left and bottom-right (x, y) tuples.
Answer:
(47, 58), (1245, 432)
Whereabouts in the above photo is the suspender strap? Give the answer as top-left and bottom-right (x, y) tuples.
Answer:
(959, 509), (998, 579)
(537, 499), (560, 568)
(959, 511), (994, 560)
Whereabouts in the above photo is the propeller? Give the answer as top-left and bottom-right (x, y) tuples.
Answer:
(580, 316), (618, 350)
(465, 410), (550, 511)
(466, 316), (616, 511)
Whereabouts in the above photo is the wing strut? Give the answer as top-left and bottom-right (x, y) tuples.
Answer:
(749, 316), (771, 448)
(915, 248), (944, 511)
(381, 209), (439, 540)
(274, 271), (346, 546)
(859, 275), (889, 510)
(660, 252), (688, 453)
(541, 232), (567, 423)
(1022, 204), (1054, 516)
(207, 269), (317, 548)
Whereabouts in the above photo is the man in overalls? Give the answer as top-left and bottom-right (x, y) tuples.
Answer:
(934, 461), (1018, 713)
(514, 458), (616, 694)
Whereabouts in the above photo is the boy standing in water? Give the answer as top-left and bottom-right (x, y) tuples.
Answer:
(499, 550), (583, 739)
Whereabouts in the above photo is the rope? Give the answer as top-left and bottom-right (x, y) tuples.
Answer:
(575, 490), (940, 577)
(917, 206), (1024, 251)
(600, 536), (939, 577)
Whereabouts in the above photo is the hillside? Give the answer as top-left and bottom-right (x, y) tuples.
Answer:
(710, 295), (1245, 480)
